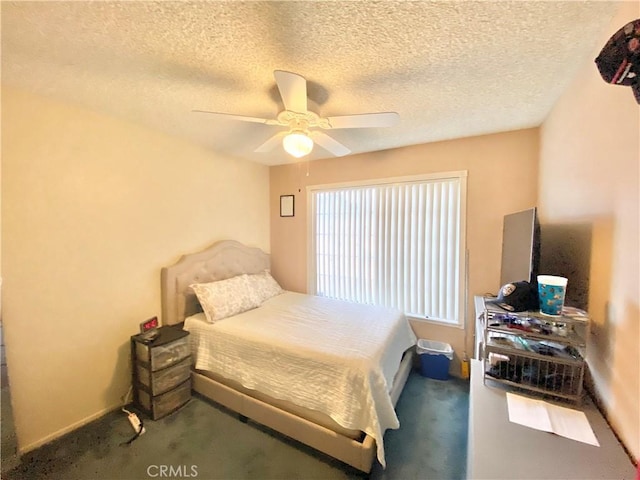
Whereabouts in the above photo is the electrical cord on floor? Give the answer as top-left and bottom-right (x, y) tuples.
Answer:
(119, 385), (145, 446)
(121, 385), (133, 407)
(120, 412), (144, 446)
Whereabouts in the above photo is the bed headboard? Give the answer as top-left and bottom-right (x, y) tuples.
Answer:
(161, 240), (270, 326)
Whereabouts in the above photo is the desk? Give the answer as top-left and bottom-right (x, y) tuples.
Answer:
(467, 360), (635, 479)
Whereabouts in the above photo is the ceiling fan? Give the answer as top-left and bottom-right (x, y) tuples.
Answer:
(193, 70), (400, 158)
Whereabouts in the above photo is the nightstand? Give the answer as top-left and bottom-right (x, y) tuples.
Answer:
(131, 325), (191, 420)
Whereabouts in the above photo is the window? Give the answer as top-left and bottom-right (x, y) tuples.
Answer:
(308, 172), (467, 326)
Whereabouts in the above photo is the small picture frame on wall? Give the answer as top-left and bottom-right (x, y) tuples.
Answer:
(280, 195), (295, 217)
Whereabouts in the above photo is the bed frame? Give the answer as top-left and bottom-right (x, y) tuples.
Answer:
(160, 239), (413, 473)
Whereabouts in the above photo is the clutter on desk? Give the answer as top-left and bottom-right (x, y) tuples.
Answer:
(482, 299), (588, 403)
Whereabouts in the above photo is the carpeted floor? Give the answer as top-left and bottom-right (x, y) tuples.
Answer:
(2, 369), (469, 480)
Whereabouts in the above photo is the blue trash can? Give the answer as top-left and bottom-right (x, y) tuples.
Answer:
(417, 339), (453, 380)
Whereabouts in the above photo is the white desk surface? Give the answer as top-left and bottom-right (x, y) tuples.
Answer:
(467, 360), (636, 479)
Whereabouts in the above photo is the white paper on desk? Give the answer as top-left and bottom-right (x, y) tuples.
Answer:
(506, 392), (553, 432)
(506, 393), (600, 446)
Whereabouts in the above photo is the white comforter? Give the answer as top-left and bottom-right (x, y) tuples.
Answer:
(183, 291), (417, 467)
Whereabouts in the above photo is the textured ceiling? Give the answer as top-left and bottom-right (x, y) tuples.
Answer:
(1, 1), (619, 166)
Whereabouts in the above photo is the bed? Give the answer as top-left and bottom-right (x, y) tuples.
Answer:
(160, 240), (416, 473)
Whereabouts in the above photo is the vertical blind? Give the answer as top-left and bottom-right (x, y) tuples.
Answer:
(310, 174), (465, 325)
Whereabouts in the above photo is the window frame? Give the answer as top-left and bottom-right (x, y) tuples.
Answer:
(307, 171), (468, 328)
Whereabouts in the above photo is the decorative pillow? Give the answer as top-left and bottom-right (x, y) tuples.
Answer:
(246, 270), (284, 304)
(190, 275), (259, 323)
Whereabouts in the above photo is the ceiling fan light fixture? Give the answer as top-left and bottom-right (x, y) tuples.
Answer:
(195, 70), (398, 158)
(282, 131), (314, 158)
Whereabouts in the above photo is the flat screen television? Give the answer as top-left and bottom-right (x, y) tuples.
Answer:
(499, 207), (540, 288)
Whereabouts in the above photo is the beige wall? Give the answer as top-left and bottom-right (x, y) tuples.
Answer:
(539, 2), (639, 460)
(1, 87), (270, 452)
(270, 129), (539, 374)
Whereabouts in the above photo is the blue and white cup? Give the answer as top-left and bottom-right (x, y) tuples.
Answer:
(537, 275), (568, 316)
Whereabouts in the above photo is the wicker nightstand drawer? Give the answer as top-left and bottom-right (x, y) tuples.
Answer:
(137, 379), (191, 420)
(137, 356), (191, 396)
(135, 335), (190, 371)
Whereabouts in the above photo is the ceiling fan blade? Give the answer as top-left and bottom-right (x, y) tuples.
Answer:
(254, 132), (286, 153)
(324, 112), (400, 129)
(274, 70), (308, 113)
(193, 110), (276, 125)
(310, 131), (351, 157)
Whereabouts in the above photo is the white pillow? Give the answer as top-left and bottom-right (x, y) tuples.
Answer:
(246, 270), (284, 304)
(190, 275), (259, 323)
